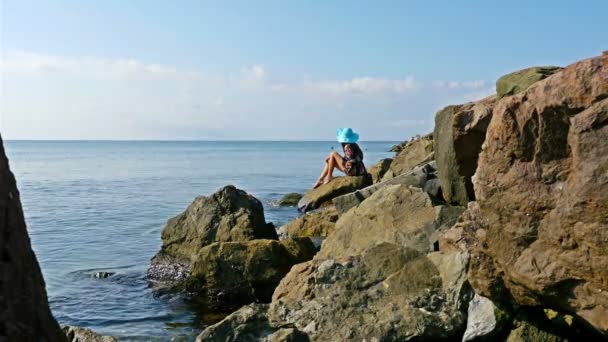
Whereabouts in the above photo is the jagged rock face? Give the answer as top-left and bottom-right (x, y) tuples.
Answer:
(297, 176), (372, 213)
(381, 134), (434, 181)
(466, 53), (608, 335)
(434, 95), (496, 206)
(186, 239), (316, 305)
(268, 245), (471, 341)
(279, 206), (338, 238)
(367, 158), (392, 183)
(496, 66), (563, 99)
(157, 185), (277, 264)
(319, 184), (464, 259)
(0, 137), (66, 341)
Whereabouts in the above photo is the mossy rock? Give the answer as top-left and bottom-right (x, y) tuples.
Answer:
(496, 66), (562, 99)
(278, 193), (303, 207)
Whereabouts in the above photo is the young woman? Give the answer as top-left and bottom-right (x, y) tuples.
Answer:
(313, 128), (367, 189)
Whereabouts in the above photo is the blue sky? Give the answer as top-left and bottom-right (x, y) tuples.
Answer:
(1, 0), (606, 140)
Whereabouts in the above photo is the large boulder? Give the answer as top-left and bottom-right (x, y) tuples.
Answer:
(381, 133), (434, 181)
(297, 175), (371, 213)
(0, 136), (66, 341)
(151, 185), (276, 269)
(433, 95), (496, 206)
(332, 161), (438, 215)
(464, 53), (608, 335)
(268, 245), (472, 341)
(319, 184), (464, 258)
(186, 238), (315, 305)
(367, 158), (392, 183)
(496, 66), (562, 99)
(279, 206), (338, 238)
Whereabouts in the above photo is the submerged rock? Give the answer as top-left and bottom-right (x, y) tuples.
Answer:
(279, 205), (338, 239)
(496, 66), (562, 99)
(465, 53), (608, 335)
(320, 184), (464, 259)
(92, 271), (115, 279)
(0, 136), (66, 341)
(278, 193), (303, 207)
(63, 326), (117, 342)
(186, 238), (316, 305)
(434, 95), (496, 206)
(297, 175), (371, 213)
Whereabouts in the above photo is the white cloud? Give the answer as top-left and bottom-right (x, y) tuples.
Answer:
(0, 50), (496, 140)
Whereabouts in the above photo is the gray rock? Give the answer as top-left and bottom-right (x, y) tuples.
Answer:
(92, 272), (115, 279)
(297, 175), (372, 213)
(63, 326), (118, 342)
(462, 294), (502, 341)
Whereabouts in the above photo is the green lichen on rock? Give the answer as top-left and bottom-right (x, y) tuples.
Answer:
(496, 66), (562, 99)
(278, 193), (303, 207)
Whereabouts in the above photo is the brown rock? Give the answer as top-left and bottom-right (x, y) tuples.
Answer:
(63, 326), (117, 342)
(297, 176), (372, 212)
(0, 136), (66, 341)
(318, 184), (464, 259)
(367, 158), (392, 183)
(465, 53), (608, 335)
(279, 205), (338, 238)
(382, 134), (434, 181)
(434, 96), (496, 206)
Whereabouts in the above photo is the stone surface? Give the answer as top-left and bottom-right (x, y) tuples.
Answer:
(381, 133), (434, 181)
(297, 175), (371, 213)
(0, 136), (66, 341)
(367, 158), (392, 183)
(63, 326), (117, 342)
(496, 66), (562, 99)
(278, 193), (303, 207)
(462, 293), (507, 341)
(269, 245), (472, 341)
(465, 53), (608, 335)
(279, 205), (338, 238)
(320, 184), (464, 258)
(152, 185), (277, 267)
(186, 238), (316, 305)
(434, 95), (496, 206)
(196, 304), (308, 342)
(332, 161), (437, 215)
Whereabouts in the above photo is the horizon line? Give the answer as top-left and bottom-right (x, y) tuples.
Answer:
(3, 139), (402, 143)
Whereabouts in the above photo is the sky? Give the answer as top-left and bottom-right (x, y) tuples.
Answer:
(1, 0), (606, 141)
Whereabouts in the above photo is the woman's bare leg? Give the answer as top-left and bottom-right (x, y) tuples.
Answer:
(325, 152), (345, 183)
(313, 162), (330, 188)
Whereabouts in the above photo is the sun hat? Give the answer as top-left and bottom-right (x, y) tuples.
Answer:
(336, 128), (360, 143)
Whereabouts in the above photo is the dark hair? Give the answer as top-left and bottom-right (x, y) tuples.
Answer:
(341, 143), (364, 160)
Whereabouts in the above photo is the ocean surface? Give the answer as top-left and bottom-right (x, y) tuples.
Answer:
(4, 140), (397, 341)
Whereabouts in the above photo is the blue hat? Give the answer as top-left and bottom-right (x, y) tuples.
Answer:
(336, 128), (359, 143)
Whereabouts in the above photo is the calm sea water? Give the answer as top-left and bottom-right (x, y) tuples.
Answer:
(4, 140), (396, 341)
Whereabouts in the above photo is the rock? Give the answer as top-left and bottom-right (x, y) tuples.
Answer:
(367, 158), (392, 183)
(92, 272), (114, 279)
(268, 245), (472, 341)
(149, 185), (277, 281)
(278, 193), (303, 207)
(320, 184), (464, 258)
(332, 161), (438, 215)
(186, 238), (316, 305)
(496, 66), (562, 99)
(279, 206), (338, 238)
(297, 175), (371, 213)
(0, 136), (66, 341)
(63, 326), (117, 342)
(381, 133), (434, 181)
(462, 293), (509, 341)
(433, 95), (496, 206)
(465, 53), (608, 335)
(197, 304), (309, 342)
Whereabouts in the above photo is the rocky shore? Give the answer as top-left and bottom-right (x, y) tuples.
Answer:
(1, 52), (607, 341)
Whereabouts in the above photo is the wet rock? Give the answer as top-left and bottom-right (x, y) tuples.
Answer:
(367, 158), (392, 183)
(332, 161), (438, 215)
(297, 175), (371, 213)
(0, 136), (66, 341)
(496, 66), (562, 99)
(63, 326), (117, 342)
(186, 238), (316, 305)
(278, 205), (338, 239)
(320, 184), (464, 259)
(278, 193), (303, 207)
(92, 272), (115, 279)
(381, 133), (434, 181)
(268, 245), (472, 341)
(434, 95), (496, 206)
(465, 53), (608, 335)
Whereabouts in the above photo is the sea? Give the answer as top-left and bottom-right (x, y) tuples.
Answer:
(4, 140), (397, 341)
